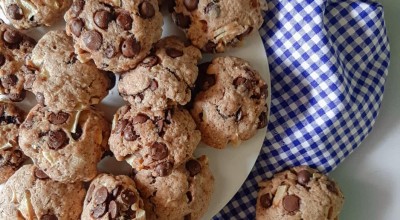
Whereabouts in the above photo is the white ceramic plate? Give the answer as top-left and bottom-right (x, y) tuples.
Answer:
(0, 9), (270, 219)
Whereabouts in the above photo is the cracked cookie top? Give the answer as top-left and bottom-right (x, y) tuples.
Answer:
(64, 0), (163, 73)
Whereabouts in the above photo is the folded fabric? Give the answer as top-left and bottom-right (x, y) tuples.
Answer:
(215, 0), (390, 219)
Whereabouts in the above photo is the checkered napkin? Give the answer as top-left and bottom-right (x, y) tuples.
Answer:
(214, 0), (390, 219)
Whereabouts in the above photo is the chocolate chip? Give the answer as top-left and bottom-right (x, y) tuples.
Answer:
(112, 185), (122, 198)
(117, 12), (133, 30)
(203, 41), (217, 53)
(121, 189), (136, 205)
(327, 181), (338, 195)
(139, 1), (155, 19)
(94, 10), (112, 29)
(70, 18), (84, 37)
(86, 184), (95, 202)
(115, 119), (128, 134)
(83, 30), (103, 51)
(233, 77), (247, 88)
(123, 124), (138, 141)
(257, 112), (268, 129)
(36, 92), (45, 105)
(184, 0), (199, 11)
(94, 186), (109, 205)
(7, 4), (23, 20)
(204, 2), (220, 18)
(109, 200), (118, 218)
(3, 29), (22, 44)
(283, 195), (300, 212)
(1, 75), (18, 89)
(121, 37), (141, 58)
(261, 84), (268, 97)
(9, 91), (25, 102)
(150, 79), (158, 91)
(141, 55), (159, 67)
(48, 130), (68, 150)
(71, 125), (83, 140)
(132, 113), (149, 124)
(91, 203), (107, 218)
(184, 214), (191, 220)
(235, 109), (243, 121)
(185, 159), (201, 176)
(260, 193), (272, 209)
(70, 0), (85, 17)
(154, 162), (173, 177)
(173, 13), (191, 29)
(202, 74), (216, 90)
(186, 191), (193, 203)
(151, 142), (168, 161)
(166, 48), (183, 58)
(34, 168), (49, 180)
(40, 214), (57, 220)
(124, 209), (136, 218)
(0, 53), (5, 67)
(297, 170), (312, 186)
(48, 112), (69, 125)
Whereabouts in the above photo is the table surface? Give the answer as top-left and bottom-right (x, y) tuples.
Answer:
(330, 0), (400, 219)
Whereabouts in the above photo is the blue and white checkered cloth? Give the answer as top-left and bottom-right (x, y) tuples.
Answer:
(215, 0), (390, 219)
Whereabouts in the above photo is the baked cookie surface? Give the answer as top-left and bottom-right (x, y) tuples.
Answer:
(65, 0), (163, 73)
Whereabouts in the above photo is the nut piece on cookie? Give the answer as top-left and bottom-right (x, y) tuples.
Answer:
(0, 101), (27, 183)
(256, 166), (345, 220)
(109, 105), (201, 177)
(118, 36), (202, 111)
(133, 155), (214, 220)
(81, 173), (145, 220)
(172, 0), (265, 53)
(0, 164), (85, 220)
(190, 56), (269, 149)
(28, 30), (114, 112)
(18, 105), (111, 183)
(64, 0), (163, 73)
(0, 0), (72, 29)
(0, 20), (36, 102)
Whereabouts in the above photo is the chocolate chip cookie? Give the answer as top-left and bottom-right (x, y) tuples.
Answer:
(118, 36), (202, 110)
(0, 101), (27, 183)
(109, 105), (200, 177)
(172, 0), (265, 53)
(133, 155), (214, 220)
(64, 0), (163, 73)
(256, 166), (345, 220)
(0, 0), (72, 29)
(0, 20), (36, 102)
(81, 173), (145, 220)
(28, 30), (113, 111)
(190, 56), (268, 149)
(0, 164), (86, 220)
(18, 105), (111, 183)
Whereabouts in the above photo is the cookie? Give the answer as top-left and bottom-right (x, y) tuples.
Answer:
(81, 173), (145, 220)
(0, 164), (86, 220)
(190, 56), (268, 149)
(118, 36), (201, 110)
(134, 155), (214, 220)
(256, 166), (345, 220)
(172, 0), (265, 53)
(64, 0), (163, 73)
(27, 30), (114, 111)
(0, 20), (36, 102)
(0, 0), (72, 29)
(0, 101), (27, 183)
(109, 105), (200, 177)
(18, 105), (110, 183)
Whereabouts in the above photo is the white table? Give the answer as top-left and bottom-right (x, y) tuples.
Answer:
(330, 0), (400, 219)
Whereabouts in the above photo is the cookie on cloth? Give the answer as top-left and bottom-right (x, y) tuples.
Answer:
(0, 0), (72, 29)
(81, 173), (145, 220)
(256, 166), (345, 220)
(0, 164), (85, 220)
(109, 105), (200, 177)
(190, 56), (268, 149)
(28, 30), (114, 111)
(118, 36), (201, 111)
(0, 101), (27, 183)
(133, 155), (214, 220)
(0, 20), (36, 102)
(18, 105), (110, 183)
(172, 0), (265, 52)
(64, 0), (163, 73)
